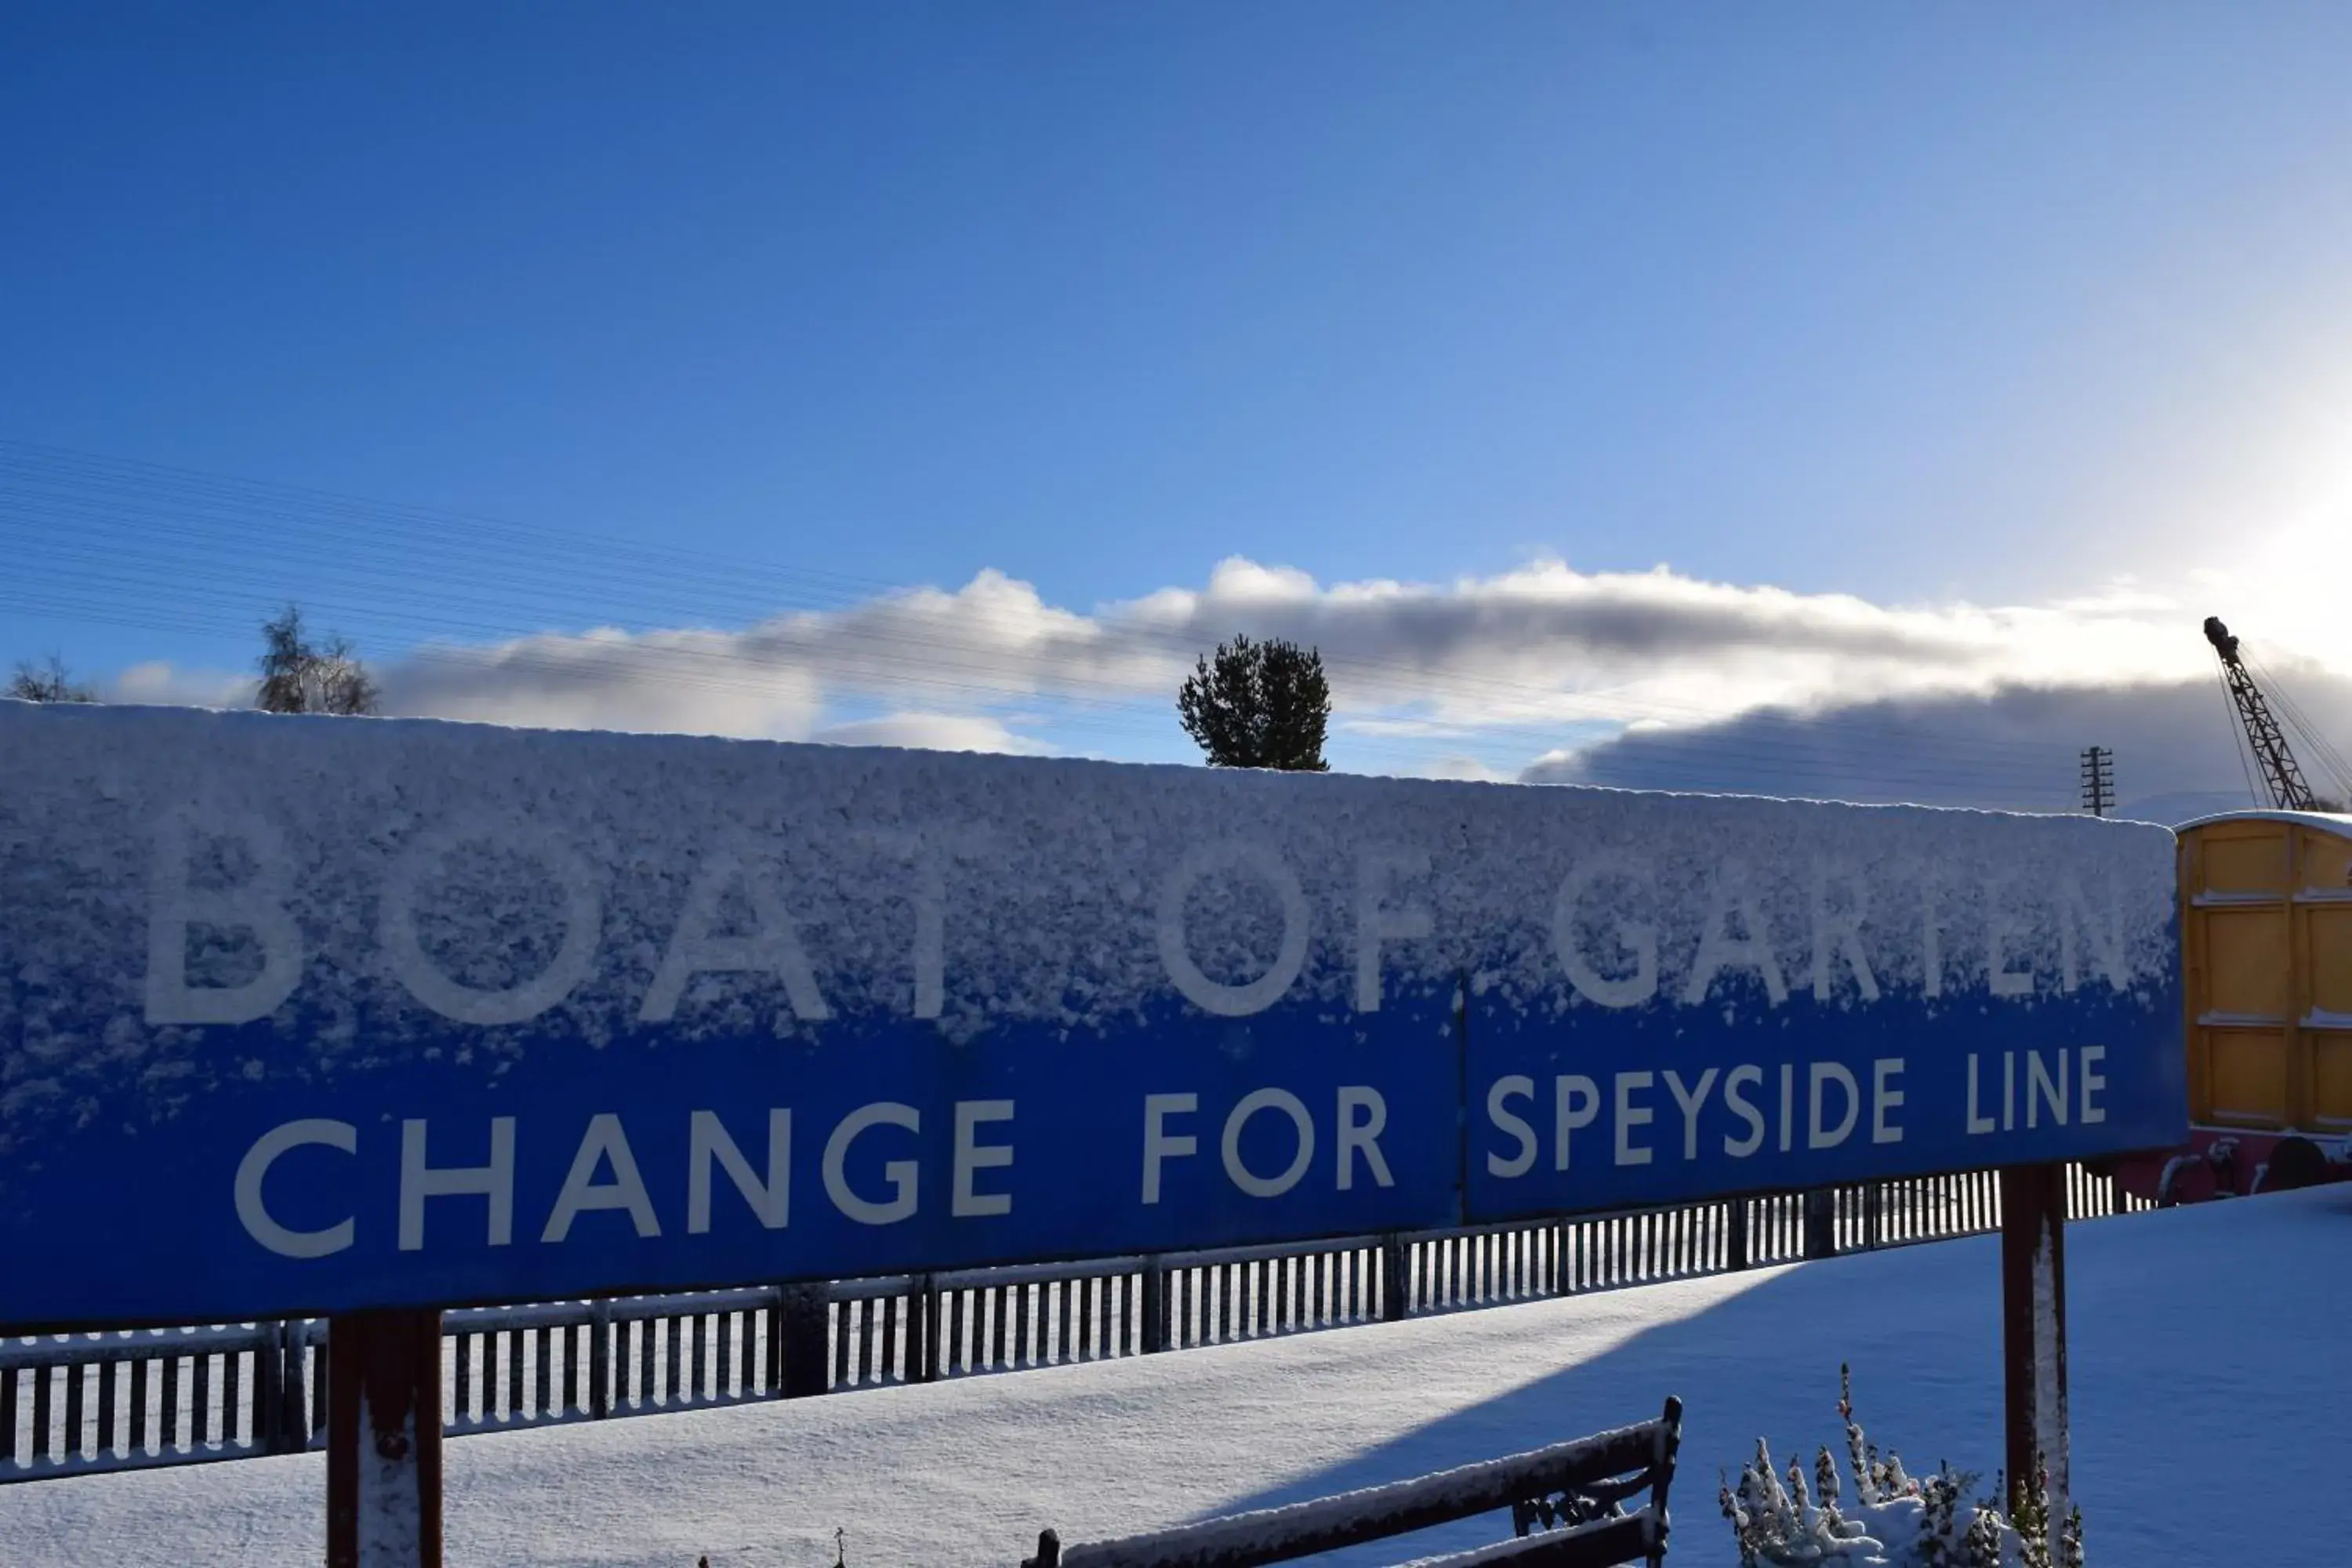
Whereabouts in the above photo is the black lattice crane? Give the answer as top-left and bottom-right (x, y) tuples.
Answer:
(2205, 615), (2319, 811)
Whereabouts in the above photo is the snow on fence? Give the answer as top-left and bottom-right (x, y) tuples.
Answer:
(0, 1165), (2151, 1484)
(0, 1323), (296, 1481)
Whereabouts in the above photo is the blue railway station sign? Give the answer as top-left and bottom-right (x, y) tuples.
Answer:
(0, 702), (2186, 1332)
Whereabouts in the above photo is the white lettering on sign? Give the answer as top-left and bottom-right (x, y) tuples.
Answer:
(399, 1117), (515, 1250)
(953, 1100), (1015, 1218)
(909, 862), (946, 1021)
(1335, 1086), (1394, 1191)
(849, 831), (951, 1021)
(1663, 1068), (1718, 1160)
(1553, 852), (1657, 1008)
(267, 1103), (1046, 1258)
(543, 1114), (661, 1242)
(1723, 1065), (1766, 1156)
(2027, 1050), (2068, 1129)
(234, 1118), (356, 1258)
(1489, 1067), (1887, 1180)
(1985, 880), (2035, 999)
(233, 1039), (2109, 1270)
(1221, 1087), (1315, 1198)
(1486, 1075), (1537, 1178)
(1810, 861), (1879, 1002)
(1872, 1058), (1906, 1144)
(1156, 842), (1310, 1017)
(822, 1102), (920, 1225)
(688, 1109), (791, 1232)
(1142, 1094), (1198, 1205)
(1355, 850), (1433, 1013)
(145, 807), (305, 1025)
(1613, 1072), (1655, 1167)
(1920, 872), (1944, 1000)
(2080, 1046), (2107, 1124)
(380, 821), (602, 1025)
(1479, 1058), (1915, 1179)
(1140, 1088), (1388, 1202)
(2058, 876), (2124, 993)
(1683, 863), (1788, 1006)
(1965, 1049), (2105, 1134)
(640, 849), (830, 1026)
(120, 804), (2161, 1047)
(1809, 1062), (1860, 1149)
(1554, 1074), (1599, 1170)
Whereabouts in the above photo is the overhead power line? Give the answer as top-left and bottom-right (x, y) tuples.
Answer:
(0, 438), (2172, 800)
(0, 439), (2095, 745)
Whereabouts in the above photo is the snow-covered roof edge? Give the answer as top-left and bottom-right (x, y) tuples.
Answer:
(2176, 808), (2352, 837)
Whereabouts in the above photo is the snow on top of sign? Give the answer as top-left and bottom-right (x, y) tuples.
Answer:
(0, 701), (2176, 1149)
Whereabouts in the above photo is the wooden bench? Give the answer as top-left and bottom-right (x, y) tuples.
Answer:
(1019, 1396), (1681, 1568)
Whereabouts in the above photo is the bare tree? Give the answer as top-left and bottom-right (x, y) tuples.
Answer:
(256, 604), (379, 715)
(8, 653), (97, 704)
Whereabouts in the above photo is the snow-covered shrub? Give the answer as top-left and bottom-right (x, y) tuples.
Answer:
(1718, 1366), (2080, 1567)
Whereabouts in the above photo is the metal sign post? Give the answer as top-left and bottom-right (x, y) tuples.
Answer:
(1998, 1163), (2070, 1534)
(325, 1309), (445, 1568)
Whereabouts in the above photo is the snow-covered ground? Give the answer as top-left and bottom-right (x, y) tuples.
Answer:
(3, 1187), (2342, 1566)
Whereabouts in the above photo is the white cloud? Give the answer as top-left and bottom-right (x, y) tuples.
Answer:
(107, 662), (252, 709)
(366, 555), (2224, 742)
(85, 554), (2350, 812)
(1388, 754), (1516, 784)
(1523, 668), (2352, 819)
(387, 631), (823, 739)
(811, 713), (1054, 755)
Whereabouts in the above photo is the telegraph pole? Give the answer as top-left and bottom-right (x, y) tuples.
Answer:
(2078, 746), (2114, 818)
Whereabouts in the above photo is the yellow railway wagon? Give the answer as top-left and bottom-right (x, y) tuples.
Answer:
(2154, 810), (2352, 1198)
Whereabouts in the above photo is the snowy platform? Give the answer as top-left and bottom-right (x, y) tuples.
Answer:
(3, 1188), (2343, 1566)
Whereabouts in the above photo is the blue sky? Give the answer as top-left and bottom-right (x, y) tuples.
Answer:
(8, 5), (2352, 802)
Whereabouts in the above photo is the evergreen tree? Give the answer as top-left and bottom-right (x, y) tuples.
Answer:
(256, 604), (379, 715)
(1176, 635), (1331, 771)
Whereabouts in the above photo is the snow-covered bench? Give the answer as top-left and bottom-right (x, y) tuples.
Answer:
(1018, 1396), (1683, 1567)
